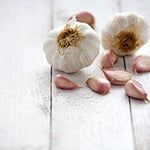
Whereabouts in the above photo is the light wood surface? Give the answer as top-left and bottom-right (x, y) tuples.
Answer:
(52, 0), (134, 150)
(0, 0), (150, 150)
(122, 1), (150, 150)
(0, 0), (51, 149)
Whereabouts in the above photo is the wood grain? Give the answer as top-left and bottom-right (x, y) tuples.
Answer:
(1, 0), (150, 149)
(122, 0), (150, 150)
(0, 0), (51, 149)
(51, 0), (134, 150)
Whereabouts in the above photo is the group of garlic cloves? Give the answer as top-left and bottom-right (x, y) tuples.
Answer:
(44, 11), (150, 102)
(101, 50), (150, 102)
(54, 50), (150, 102)
(54, 74), (111, 95)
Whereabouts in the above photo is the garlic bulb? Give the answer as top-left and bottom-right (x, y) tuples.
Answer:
(101, 12), (149, 56)
(44, 17), (100, 73)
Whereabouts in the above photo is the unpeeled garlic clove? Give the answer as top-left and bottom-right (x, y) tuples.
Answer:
(125, 79), (150, 102)
(86, 77), (111, 95)
(100, 50), (118, 68)
(68, 12), (95, 28)
(133, 55), (150, 73)
(54, 74), (80, 90)
(102, 68), (132, 85)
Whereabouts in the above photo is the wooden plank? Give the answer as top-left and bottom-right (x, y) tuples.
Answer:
(51, 0), (134, 149)
(0, 0), (51, 149)
(122, 1), (150, 150)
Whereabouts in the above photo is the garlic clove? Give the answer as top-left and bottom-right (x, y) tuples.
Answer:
(100, 50), (118, 68)
(54, 74), (81, 90)
(86, 77), (111, 95)
(110, 50), (118, 64)
(102, 68), (132, 85)
(133, 55), (150, 73)
(125, 79), (150, 102)
(68, 12), (95, 28)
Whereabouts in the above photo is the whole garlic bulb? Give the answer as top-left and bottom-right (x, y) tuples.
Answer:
(44, 17), (100, 73)
(101, 12), (149, 56)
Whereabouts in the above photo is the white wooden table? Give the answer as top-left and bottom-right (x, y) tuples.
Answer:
(0, 0), (150, 150)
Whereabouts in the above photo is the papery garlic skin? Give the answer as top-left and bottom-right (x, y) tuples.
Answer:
(86, 77), (111, 95)
(44, 17), (100, 73)
(54, 74), (80, 90)
(102, 12), (149, 56)
(125, 79), (149, 101)
(133, 55), (150, 73)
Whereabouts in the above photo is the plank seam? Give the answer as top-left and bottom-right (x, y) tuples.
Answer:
(128, 96), (137, 150)
(50, 0), (54, 149)
(50, 67), (53, 150)
(123, 57), (137, 150)
(118, 0), (136, 149)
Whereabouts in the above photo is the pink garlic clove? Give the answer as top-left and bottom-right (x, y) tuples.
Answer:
(110, 50), (118, 64)
(133, 55), (150, 73)
(86, 77), (111, 95)
(102, 68), (132, 85)
(54, 74), (81, 90)
(125, 79), (150, 102)
(100, 50), (118, 68)
(68, 12), (95, 28)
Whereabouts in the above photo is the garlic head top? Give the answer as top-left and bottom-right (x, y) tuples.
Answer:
(44, 17), (100, 73)
(102, 12), (149, 56)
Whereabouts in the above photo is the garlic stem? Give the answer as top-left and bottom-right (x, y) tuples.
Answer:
(57, 25), (84, 55)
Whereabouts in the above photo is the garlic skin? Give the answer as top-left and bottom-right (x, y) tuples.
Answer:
(133, 55), (150, 73)
(54, 74), (80, 90)
(100, 50), (118, 68)
(86, 77), (111, 95)
(44, 17), (100, 73)
(125, 79), (149, 102)
(102, 68), (132, 85)
(102, 12), (149, 56)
